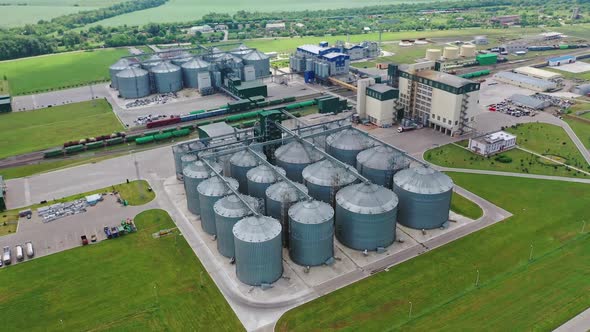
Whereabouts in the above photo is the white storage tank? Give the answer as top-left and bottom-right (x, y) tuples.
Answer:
(152, 62), (183, 93)
(246, 165), (286, 213)
(460, 44), (477, 58)
(425, 49), (442, 61)
(266, 181), (308, 247)
(183, 160), (222, 215)
(443, 47), (460, 59)
(356, 145), (409, 189)
(325, 128), (374, 166)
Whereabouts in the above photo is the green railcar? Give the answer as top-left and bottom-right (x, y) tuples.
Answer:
(136, 136), (155, 145)
(154, 132), (173, 141)
(268, 99), (282, 106)
(282, 96), (296, 103)
(44, 149), (64, 158)
(86, 141), (105, 149)
(106, 137), (124, 146)
(125, 134), (142, 142)
(172, 129), (191, 137)
(190, 110), (206, 115)
(65, 144), (84, 154)
(180, 124), (194, 130)
(240, 120), (258, 128)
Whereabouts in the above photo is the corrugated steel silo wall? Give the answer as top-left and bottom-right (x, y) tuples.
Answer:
(182, 67), (198, 88)
(305, 182), (336, 204)
(118, 75), (150, 99)
(265, 197), (293, 246)
(357, 164), (394, 188)
(335, 207), (397, 250)
(247, 180), (272, 213)
(289, 218), (334, 266)
(109, 69), (120, 89)
(275, 160), (307, 182)
(393, 186), (452, 229)
(234, 235), (283, 286)
(215, 214), (241, 258)
(327, 145), (362, 166)
(230, 164), (253, 194)
(198, 193), (224, 235)
(155, 70), (183, 93)
(184, 176), (205, 215)
(172, 146), (185, 180)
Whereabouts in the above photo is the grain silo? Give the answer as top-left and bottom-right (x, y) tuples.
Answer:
(302, 159), (357, 204)
(116, 67), (150, 99)
(231, 44), (253, 58)
(229, 150), (267, 194)
(171, 55), (192, 67)
(325, 129), (374, 166)
(242, 50), (270, 78)
(393, 166), (453, 230)
(425, 49), (442, 61)
(246, 165), (286, 213)
(214, 194), (259, 258)
(233, 215), (283, 286)
(335, 183), (399, 251)
(141, 54), (161, 71)
(181, 58), (210, 88)
(180, 153), (198, 173)
(152, 62), (183, 93)
(275, 141), (324, 182)
(109, 58), (130, 89)
(266, 181), (308, 246)
(288, 200), (334, 266)
(460, 44), (477, 58)
(197, 176), (239, 235)
(356, 145), (410, 188)
(443, 46), (459, 59)
(183, 160), (222, 215)
(172, 144), (189, 180)
(188, 140), (206, 152)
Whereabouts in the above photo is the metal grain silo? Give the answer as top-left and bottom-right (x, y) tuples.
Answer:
(275, 141), (324, 182)
(393, 166), (453, 230)
(180, 153), (198, 172)
(229, 150), (267, 194)
(266, 181), (308, 246)
(109, 58), (130, 89)
(288, 200), (334, 266)
(246, 165), (286, 213)
(233, 215), (282, 286)
(231, 44), (253, 58)
(181, 58), (210, 88)
(356, 145), (410, 188)
(188, 140), (205, 152)
(171, 55), (192, 67)
(183, 160), (222, 215)
(197, 176), (239, 235)
(116, 67), (150, 99)
(302, 159), (357, 204)
(335, 183), (398, 251)
(141, 54), (161, 71)
(325, 129), (374, 166)
(242, 50), (270, 78)
(214, 194), (259, 258)
(152, 62), (182, 93)
(172, 144), (189, 180)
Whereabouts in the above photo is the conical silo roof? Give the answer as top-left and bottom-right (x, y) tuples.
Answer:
(266, 181), (308, 203)
(393, 166), (453, 194)
(230, 149), (266, 167)
(233, 215), (282, 243)
(288, 200), (334, 225)
(326, 128), (374, 151)
(214, 194), (259, 218)
(183, 160), (222, 179)
(197, 175), (239, 197)
(182, 58), (210, 70)
(275, 141), (324, 165)
(116, 67), (148, 78)
(110, 58), (130, 71)
(151, 61), (180, 73)
(242, 50), (269, 60)
(356, 145), (409, 171)
(302, 159), (357, 186)
(336, 182), (398, 214)
(247, 165), (286, 184)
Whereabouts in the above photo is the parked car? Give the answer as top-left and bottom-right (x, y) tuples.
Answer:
(81, 235), (89, 246)
(25, 242), (34, 258)
(15, 245), (24, 261)
(3, 246), (11, 265)
(104, 226), (112, 239)
(91, 235), (97, 243)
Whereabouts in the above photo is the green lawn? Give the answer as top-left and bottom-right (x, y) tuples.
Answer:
(450, 192), (483, 220)
(0, 209), (244, 331)
(565, 117), (590, 150)
(277, 174), (590, 331)
(424, 144), (588, 178)
(0, 48), (129, 95)
(0, 80), (9, 94)
(113, 179), (155, 206)
(505, 123), (588, 170)
(0, 99), (123, 159)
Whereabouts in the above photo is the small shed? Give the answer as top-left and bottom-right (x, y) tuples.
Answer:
(197, 122), (235, 139)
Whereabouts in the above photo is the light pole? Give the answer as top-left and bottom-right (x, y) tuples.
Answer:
(475, 269), (480, 287)
(529, 244), (534, 261)
(132, 150), (145, 201)
(582, 220), (586, 234)
(409, 301), (413, 319)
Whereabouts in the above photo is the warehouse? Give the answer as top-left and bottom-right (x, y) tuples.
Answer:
(548, 55), (576, 67)
(469, 131), (517, 156)
(513, 66), (562, 81)
(573, 83), (590, 96)
(493, 72), (557, 92)
(508, 94), (550, 110)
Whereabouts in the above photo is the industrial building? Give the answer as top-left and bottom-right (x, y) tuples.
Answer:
(573, 83), (590, 96)
(493, 72), (557, 92)
(508, 94), (550, 110)
(513, 66), (562, 81)
(108, 46), (270, 99)
(468, 131), (517, 156)
(356, 79), (400, 127)
(395, 61), (481, 135)
(172, 115), (454, 287)
(548, 55), (576, 67)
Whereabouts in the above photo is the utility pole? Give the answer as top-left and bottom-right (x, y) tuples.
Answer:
(528, 244), (534, 261)
(408, 301), (413, 319)
(133, 151), (145, 201)
(582, 220), (586, 234)
(475, 269), (480, 287)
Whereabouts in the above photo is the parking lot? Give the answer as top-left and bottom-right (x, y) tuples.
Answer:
(0, 195), (154, 267)
(478, 80), (536, 108)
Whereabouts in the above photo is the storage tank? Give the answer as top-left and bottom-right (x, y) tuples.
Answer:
(242, 50), (270, 78)
(109, 58), (130, 89)
(229, 150), (267, 194)
(188, 140), (206, 152)
(302, 159), (357, 204)
(180, 153), (198, 173)
(214, 194), (259, 258)
(425, 49), (442, 61)
(474, 36), (488, 45)
(325, 128), (374, 166)
(443, 46), (459, 59)
(181, 58), (210, 88)
(141, 54), (161, 71)
(172, 144), (189, 180)
(288, 200), (334, 266)
(183, 160), (223, 215)
(116, 67), (150, 99)
(460, 44), (477, 58)
(231, 44), (253, 58)
(275, 141), (324, 182)
(233, 215), (283, 286)
(266, 181), (308, 246)
(393, 166), (453, 230)
(197, 176), (239, 235)
(356, 145), (410, 188)
(335, 183), (399, 251)
(171, 56), (192, 67)
(246, 165), (286, 213)
(152, 62), (183, 93)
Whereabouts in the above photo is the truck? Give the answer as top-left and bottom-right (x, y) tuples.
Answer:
(397, 125), (417, 133)
(25, 242), (34, 258)
(81, 235), (89, 246)
(15, 245), (24, 261)
(3, 246), (11, 265)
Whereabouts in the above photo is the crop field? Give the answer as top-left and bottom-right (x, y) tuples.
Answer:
(0, 99), (123, 159)
(277, 174), (590, 331)
(0, 209), (244, 330)
(0, 48), (129, 95)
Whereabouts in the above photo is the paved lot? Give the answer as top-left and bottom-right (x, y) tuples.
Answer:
(478, 80), (536, 107)
(11, 84), (111, 112)
(552, 61), (590, 73)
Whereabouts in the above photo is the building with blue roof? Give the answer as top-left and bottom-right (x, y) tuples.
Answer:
(548, 55), (576, 66)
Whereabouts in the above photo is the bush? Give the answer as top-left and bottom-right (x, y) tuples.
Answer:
(495, 154), (513, 163)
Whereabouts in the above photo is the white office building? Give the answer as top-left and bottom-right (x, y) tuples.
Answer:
(469, 131), (517, 156)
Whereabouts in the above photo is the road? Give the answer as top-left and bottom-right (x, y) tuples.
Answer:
(554, 307), (590, 332)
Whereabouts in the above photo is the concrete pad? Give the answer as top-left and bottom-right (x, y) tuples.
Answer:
(479, 80), (536, 107)
(335, 232), (419, 269)
(397, 211), (473, 246)
(552, 61), (590, 73)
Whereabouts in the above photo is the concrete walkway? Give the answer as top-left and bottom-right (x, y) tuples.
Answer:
(554, 307), (590, 332)
(435, 167), (590, 184)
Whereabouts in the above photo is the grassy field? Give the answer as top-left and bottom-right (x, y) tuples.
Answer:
(450, 192), (483, 220)
(0, 180), (153, 236)
(545, 66), (590, 81)
(0, 48), (129, 95)
(424, 144), (587, 178)
(0, 80), (9, 94)
(277, 174), (590, 331)
(565, 117), (590, 150)
(0, 99), (123, 159)
(0, 209), (244, 330)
